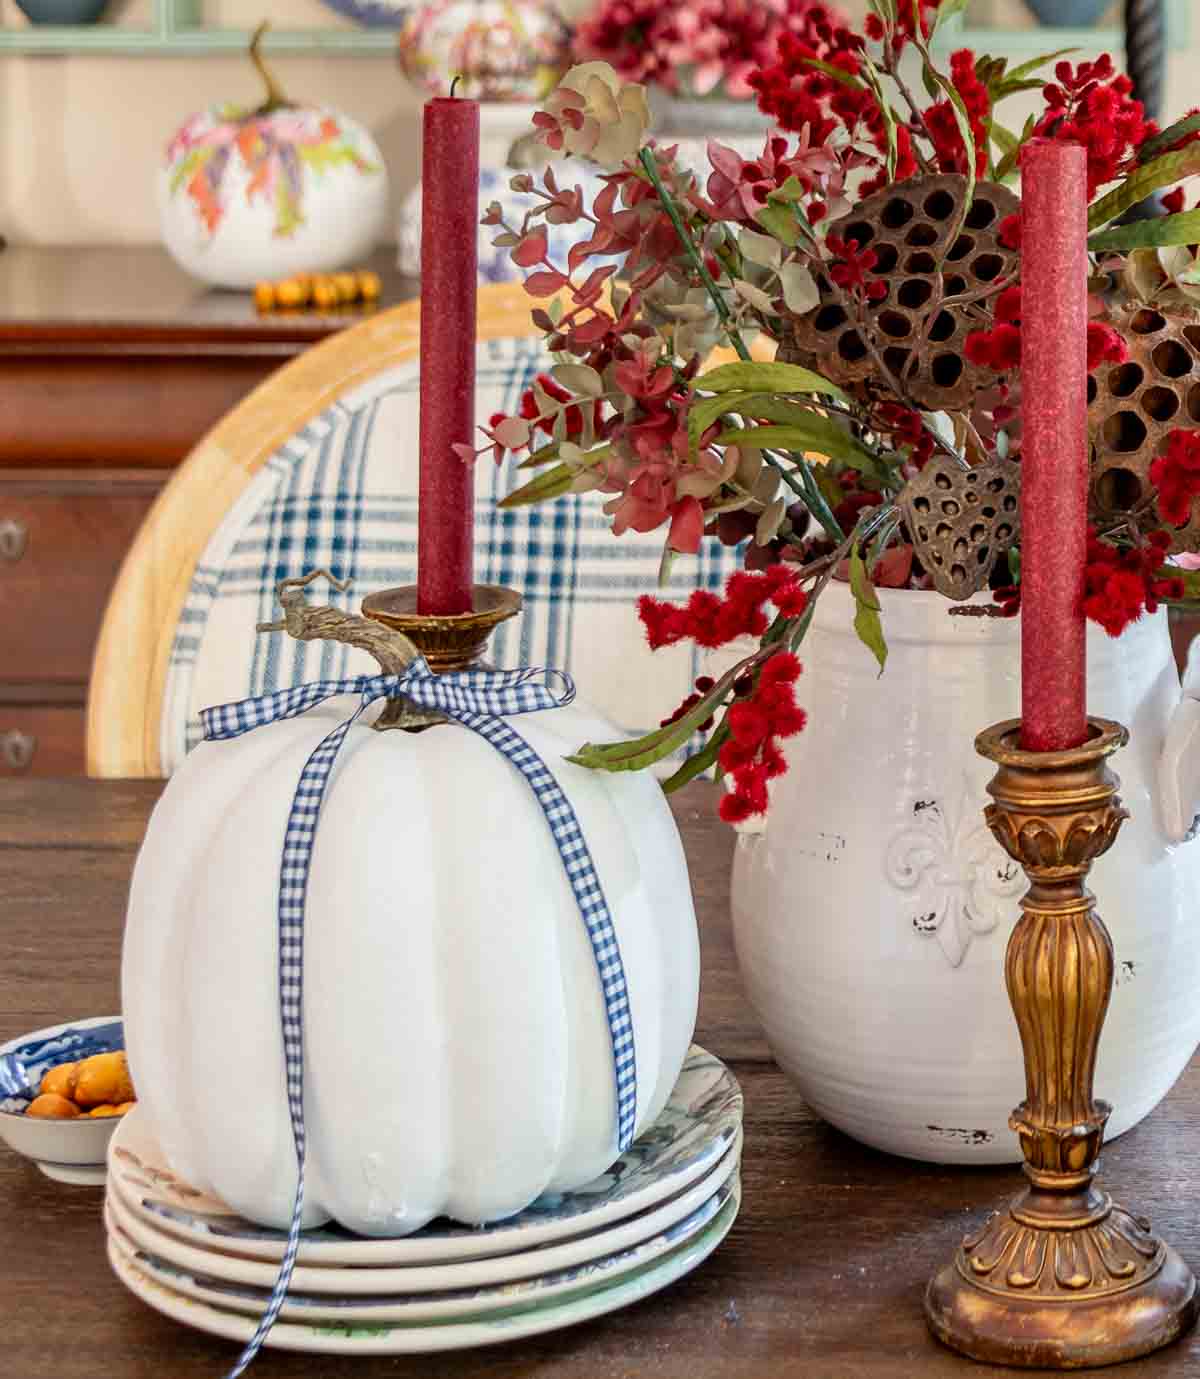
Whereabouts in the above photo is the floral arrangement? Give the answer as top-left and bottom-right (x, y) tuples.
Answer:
(467, 1), (1200, 822)
(572, 0), (835, 101)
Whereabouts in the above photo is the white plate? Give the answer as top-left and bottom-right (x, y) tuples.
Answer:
(106, 1135), (740, 1296)
(108, 1178), (740, 1354)
(105, 1171), (738, 1326)
(109, 1044), (741, 1266)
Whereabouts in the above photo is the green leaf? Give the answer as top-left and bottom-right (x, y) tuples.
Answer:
(1088, 148), (1200, 230)
(715, 420), (880, 471)
(1088, 208), (1200, 253)
(516, 441), (562, 470)
(931, 0), (969, 35)
(990, 122), (1019, 159)
(697, 360), (849, 401)
(1002, 47), (1078, 85)
(859, 53), (898, 178)
(798, 56), (864, 90)
(849, 547), (887, 675)
(499, 461), (577, 508)
(1139, 113), (1200, 163)
(567, 660), (749, 773)
(919, 51), (976, 218)
(660, 725), (728, 793)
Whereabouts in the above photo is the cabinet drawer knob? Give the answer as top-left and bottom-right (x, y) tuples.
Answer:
(0, 518), (27, 562)
(1, 730), (36, 771)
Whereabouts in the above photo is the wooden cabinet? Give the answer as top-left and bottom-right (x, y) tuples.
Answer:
(0, 246), (415, 775)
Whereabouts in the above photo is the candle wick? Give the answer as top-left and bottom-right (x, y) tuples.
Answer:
(450, 74), (462, 99)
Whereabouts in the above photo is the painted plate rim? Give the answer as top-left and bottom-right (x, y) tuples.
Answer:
(104, 1172), (738, 1326)
(104, 1140), (741, 1296)
(109, 1044), (742, 1265)
(106, 1180), (741, 1354)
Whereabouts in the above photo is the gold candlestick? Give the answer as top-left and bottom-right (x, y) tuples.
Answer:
(925, 717), (1198, 1368)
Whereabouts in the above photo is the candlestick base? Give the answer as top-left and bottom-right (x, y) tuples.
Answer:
(927, 1191), (1197, 1368)
(361, 584), (522, 674)
(924, 717), (1198, 1368)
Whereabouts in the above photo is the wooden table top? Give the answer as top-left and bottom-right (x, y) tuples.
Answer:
(0, 245), (417, 344)
(4, 777), (1200, 1378)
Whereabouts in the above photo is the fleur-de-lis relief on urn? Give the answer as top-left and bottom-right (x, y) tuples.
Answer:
(885, 779), (1025, 967)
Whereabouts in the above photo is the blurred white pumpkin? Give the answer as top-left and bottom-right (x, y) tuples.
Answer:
(157, 26), (388, 290)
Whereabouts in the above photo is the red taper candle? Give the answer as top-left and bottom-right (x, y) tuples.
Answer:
(1018, 140), (1089, 752)
(418, 91), (479, 615)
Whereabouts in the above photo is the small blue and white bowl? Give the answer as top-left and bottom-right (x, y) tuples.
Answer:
(0, 1016), (125, 1184)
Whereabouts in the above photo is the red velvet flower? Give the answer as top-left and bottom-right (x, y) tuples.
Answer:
(1082, 528), (1177, 636)
(717, 649), (807, 823)
(925, 51), (990, 178)
(1034, 55), (1152, 198)
(1150, 429), (1200, 527)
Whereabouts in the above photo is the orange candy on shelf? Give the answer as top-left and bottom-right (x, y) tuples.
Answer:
(253, 268), (382, 314)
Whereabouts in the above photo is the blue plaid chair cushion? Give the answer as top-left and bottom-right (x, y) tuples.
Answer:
(160, 335), (745, 775)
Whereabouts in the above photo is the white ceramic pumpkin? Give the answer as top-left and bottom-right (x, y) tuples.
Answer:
(157, 30), (388, 290)
(122, 688), (699, 1236)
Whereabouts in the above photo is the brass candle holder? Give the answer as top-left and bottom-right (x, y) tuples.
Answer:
(362, 583), (522, 674)
(925, 717), (1198, 1368)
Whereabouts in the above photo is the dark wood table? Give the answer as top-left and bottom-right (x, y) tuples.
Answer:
(4, 777), (1200, 1378)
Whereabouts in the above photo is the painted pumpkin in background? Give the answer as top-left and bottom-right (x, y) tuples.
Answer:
(120, 616), (699, 1235)
(157, 26), (388, 289)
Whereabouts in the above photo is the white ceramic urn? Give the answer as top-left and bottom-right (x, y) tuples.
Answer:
(732, 579), (1200, 1164)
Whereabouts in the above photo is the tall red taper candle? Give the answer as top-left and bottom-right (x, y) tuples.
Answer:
(418, 92), (479, 615)
(1018, 140), (1089, 751)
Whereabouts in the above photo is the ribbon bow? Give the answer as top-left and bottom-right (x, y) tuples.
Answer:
(198, 658), (636, 1377)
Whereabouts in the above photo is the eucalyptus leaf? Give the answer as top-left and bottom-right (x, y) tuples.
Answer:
(756, 496), (788, 545)
(754, 201), (802, 247)
(849, 547), (887, 675)
(1088, 209), (1200, 254)
(739, 228), (784, 270)
(551, 363), (605, 398)
(734, 278), (776, 313)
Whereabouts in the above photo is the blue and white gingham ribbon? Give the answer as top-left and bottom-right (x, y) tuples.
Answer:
(198, 658), (636, 1376)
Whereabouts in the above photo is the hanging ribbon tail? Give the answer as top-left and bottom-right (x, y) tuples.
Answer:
(199, 659), (633, 1378)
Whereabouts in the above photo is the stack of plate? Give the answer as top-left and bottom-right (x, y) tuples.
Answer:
(104, 1046), (742, 1356)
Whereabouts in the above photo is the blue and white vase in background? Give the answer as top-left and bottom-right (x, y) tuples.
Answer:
(651, 90), (773, 175)
(1022, 0), (1110, 24)
(397, 102), (607, 282)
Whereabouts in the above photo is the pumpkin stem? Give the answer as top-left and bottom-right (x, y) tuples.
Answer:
(249, 20), (292, 115)
(257, 571), (443, 730)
